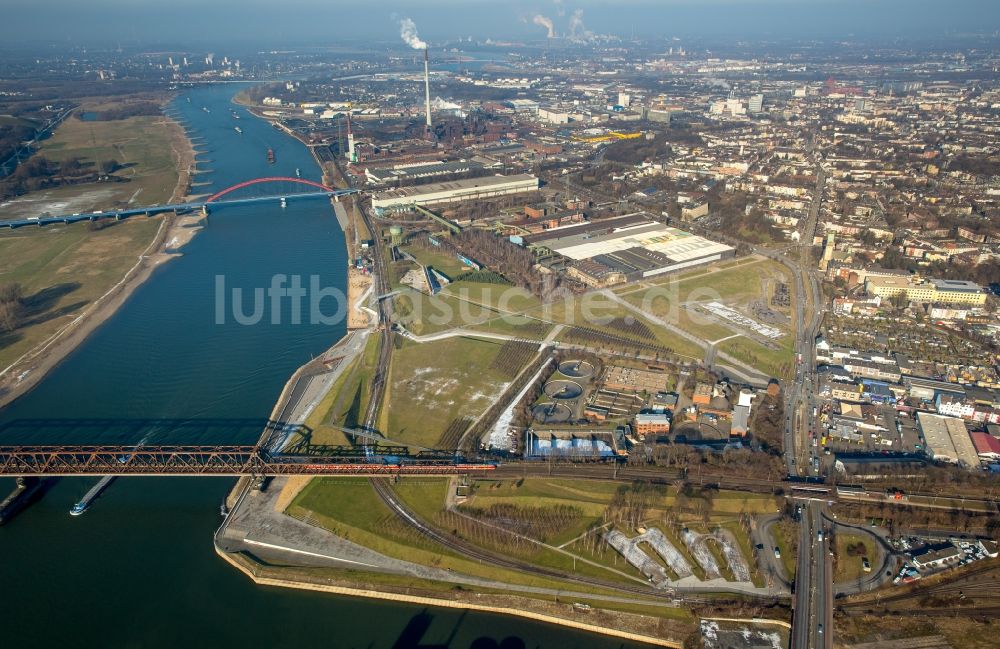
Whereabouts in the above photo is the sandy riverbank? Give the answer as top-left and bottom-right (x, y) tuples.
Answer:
(0, 105), (202, 410)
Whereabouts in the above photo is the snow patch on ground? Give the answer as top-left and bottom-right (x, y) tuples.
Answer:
(701, 619), (782, 649)
(487, 360), (549, 451)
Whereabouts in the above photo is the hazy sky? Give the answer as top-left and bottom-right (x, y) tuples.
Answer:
(1, 0), (998, 46)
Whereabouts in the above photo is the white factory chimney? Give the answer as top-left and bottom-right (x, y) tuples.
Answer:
(424, 48), (433, 133)
(345, 113), (356, 163)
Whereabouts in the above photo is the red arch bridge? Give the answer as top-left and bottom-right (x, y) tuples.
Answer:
(0, 445), (496, 476)
(2, 177), (360, 229)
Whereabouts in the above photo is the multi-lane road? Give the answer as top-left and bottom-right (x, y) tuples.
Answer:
(784, 144), (837, 648)
(783, 150), (826, 477)
(792, 502), (833, 649)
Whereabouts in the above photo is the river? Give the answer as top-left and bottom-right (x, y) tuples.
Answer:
(0, 85), (655, 649)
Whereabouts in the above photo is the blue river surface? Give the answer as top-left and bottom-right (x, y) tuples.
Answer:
(0, 84), (657, 649)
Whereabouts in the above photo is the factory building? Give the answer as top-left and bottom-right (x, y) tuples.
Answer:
(916, 412), (980, 468)
(523, 213), (734, 282)
(634, 412), (671, 435)
(371, 174), (539, 210)
(865, 276), (988, 306)
(365, 160), (484, 185)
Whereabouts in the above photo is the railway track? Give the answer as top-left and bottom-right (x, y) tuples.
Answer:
(841, 605), (1000, 618)
(840, 561), (1000, 611)
(491, 462), (782, 493)
(368, 477), (693, 601)
(491, 463), (1000, 515)
(332, 157), (392, 436)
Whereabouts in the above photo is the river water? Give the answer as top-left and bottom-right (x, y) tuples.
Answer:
(0, 85), (655, 649)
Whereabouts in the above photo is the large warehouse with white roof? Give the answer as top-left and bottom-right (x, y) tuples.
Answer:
(524, 213), (734, 283)
(917, 412), (979, 468)
(371, 174), (539, 210)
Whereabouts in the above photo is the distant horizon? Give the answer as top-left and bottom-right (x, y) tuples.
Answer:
(2, 32), (1000, 57)
(1, 0), (998, 46)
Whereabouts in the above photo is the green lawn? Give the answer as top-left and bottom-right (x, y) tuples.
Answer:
(0, 101), (186, 371)
(0, 218), (162, 369)
(621, 259), (784, 314)
(36, 110), (183, 209)
(392, 477), (450, 521)
(771, 519), (799, 580)
(381, 336), (512, 448)
(521, 291), (624, 329)
(401, 244), (473, 279)
(834, 532), (879, 584)
(293, 334), (382, 447)
(465, 315), (552, 339)
(468, 478), (780, 517)
(394, 289), (500, 336)
(721, 521), (766, 587)
(720, 336), (795, 380)
(289, 477), (642, 598)
(391, 478), (651, 587)
(526, 293), (706, 361)
(613, 258), (796, 377)
(443, 281), (543, 313)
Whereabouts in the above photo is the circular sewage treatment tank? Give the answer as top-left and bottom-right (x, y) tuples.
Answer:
(532, 403), (573, 424)
(543, 379), (583, 400)
(558, 359), (595, 380)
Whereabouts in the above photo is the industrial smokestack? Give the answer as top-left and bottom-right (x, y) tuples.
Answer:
(532, 14), (555, 39)
(345, 112), (355, 162)
(424, 48), (432, 132)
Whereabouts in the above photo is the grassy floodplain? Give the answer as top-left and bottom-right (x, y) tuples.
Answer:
(0, 218), (163, 370)
(380, 336), (517, 449)
(291, 475), (779, 596)
(0, 102), (186, 371)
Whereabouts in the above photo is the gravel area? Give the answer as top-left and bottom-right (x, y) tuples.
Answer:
(712, 529), (752, 582)
(603, 529), (668, 585)
(681, 529), (723, 580)
(641, 528), (694, 579)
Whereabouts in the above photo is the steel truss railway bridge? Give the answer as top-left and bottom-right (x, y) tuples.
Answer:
(0, 444), (495, 476)
(1, 176), (359, 229)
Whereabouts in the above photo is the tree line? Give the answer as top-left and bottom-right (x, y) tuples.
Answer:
(78, 102), (161, 121)
(1, 155), (120, 200)
(0, 282), (26, 334)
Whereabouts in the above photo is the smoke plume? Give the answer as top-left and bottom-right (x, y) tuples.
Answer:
(568, 9), (594, 42)
(399, 18), (427, 50)
(532, 14), (555, 38)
